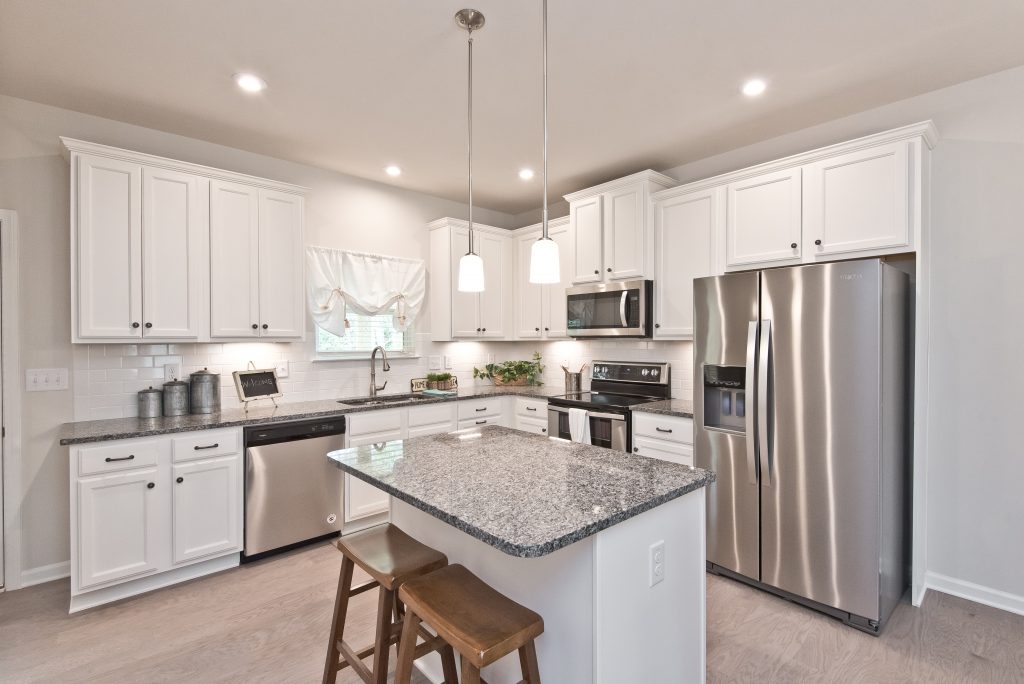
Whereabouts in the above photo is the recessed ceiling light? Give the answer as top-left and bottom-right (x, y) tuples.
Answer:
(518, 168), (535, 181)
(384, 165), (402, 177)
(234, 73), (267, 93)
(742, 78), (767, 97)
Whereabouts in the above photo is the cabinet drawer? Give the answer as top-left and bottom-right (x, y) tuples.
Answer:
(516, 416), (549, 437)
(78, 439), (161, 476)
(171, 428), (241, 463)
(408, 402), (456, 428)
(458, 416), (500, 430)
(457, 398), (502, 420)
(633, 437), (694, 467)
(347, 408), (404, 437)
(632, 413), (693, 445)
(515, 397), (547, 419)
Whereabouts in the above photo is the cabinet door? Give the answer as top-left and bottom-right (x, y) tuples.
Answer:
(803, 141), (911, 257)
(604, 184), (646, 280)
(653, 188), (720, 338)
(544, 221), (573, 338)
(345, 433), (400, 521)
(142, 167), (200, 338)
(171, 455), (241, 565)
(258, 190), (305, 338)
(516, 232), (544, 338)
(477, 232), (506, 338)
(571, 195), (603, 283)
(77, 468), (161, 589)
(76, 154), (143, 338)
(449, 228), (481, 337)
(210, 180), (260, 338)
(633, 437), (694, 467)
(726, 168), (802, 268)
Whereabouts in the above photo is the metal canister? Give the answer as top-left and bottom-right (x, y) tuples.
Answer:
(189, 368), (221, 415)
(138, 386), (163, 418)
(162, 379), (190, 416)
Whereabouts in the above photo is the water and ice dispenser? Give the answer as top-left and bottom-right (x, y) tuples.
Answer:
(702, 365), (746, 433)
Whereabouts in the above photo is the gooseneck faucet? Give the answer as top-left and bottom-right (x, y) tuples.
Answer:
(369, 346), (391, 398)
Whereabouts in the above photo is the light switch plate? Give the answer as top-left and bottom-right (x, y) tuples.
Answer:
(428, 355), (442, 370)
(275, 362), (289, 378)
(26, 368), (69, 392)
(444, 355), (453, 369)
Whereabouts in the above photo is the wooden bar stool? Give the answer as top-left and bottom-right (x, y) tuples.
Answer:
(323, 524), (459, 684)
(394, 564), (545, 684)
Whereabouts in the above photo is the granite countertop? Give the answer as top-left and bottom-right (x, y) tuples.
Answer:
(327, 425), (714, 558)
(631, 398), (694, 419)
(58, 385), (562, 446)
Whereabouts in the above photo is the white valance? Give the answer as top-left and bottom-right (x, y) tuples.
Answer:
(306, 246), (426, 337)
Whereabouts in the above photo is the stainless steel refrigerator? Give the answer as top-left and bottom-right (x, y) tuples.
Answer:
(694, 259), (909, 634)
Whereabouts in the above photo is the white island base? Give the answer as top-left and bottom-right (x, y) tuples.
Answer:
(392, 489), (707, 684)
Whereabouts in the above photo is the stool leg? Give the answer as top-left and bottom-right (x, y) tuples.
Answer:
(322, 555), (355, 684)
(372, 587), (395, 684)
(393, 609), (421, 684)
(440, 643), (459, 684)
(461, 658), (482, 684)
(519, 640), (541, 684)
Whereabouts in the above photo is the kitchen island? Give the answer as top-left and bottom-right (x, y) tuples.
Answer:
(327, 426), (714, 684)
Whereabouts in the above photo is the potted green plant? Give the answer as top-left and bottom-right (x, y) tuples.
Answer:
(472, 352), (544, 386)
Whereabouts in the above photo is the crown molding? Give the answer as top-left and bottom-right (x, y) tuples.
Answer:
(563, 169), (677, 203)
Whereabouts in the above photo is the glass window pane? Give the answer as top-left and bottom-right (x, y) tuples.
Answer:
(315, 306), (410, 354)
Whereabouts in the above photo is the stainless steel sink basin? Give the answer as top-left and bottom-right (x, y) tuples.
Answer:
(338, 394), (434, 407)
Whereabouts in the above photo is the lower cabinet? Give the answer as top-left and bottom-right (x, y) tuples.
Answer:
(631, 413), (695, 467)
(171, 456), (242, 565)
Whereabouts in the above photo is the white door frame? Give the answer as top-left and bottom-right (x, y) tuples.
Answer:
(0, 210), (23, 590)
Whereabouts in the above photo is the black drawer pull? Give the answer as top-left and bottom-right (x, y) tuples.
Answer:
(105, 455), (135, 463)
(633, 447), (639, 453)
(193, 443), (220, 450)
(475, 420), (487, 425)
(147, 482), (155, 489)
(475, 407), (487, 412)
(541, 428), (547, 433)
(176, 477), (184, 484)
(526, 406), (537, 411)
(656, 427), (673, 433)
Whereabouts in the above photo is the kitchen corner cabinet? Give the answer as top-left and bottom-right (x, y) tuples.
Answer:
(564, 170), (675, 285)
(515, 217), (572, 339)
(63, 138), (308, 344)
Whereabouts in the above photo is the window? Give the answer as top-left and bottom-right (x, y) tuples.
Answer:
(315, 305), (415, 357)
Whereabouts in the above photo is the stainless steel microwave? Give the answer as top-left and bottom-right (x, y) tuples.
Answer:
(566, 279), (653, 338)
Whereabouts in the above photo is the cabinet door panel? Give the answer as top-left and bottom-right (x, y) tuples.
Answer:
(78, 468), (161, 589)
(544, 222), (573, 338)
(654, 189), (719, 338)
(477, 233), (506, 338)
(258, 190), (305, 338)
(517, 232), (544, 338)
(571, 195), (603, 283)
(210, 181), (260, 338)
(77, 154), (142, 338)
(172, 455), (241, 564)
(142, 167), (200, 338)
(345, 431), (400, 521)
(803, 141), (910, 257)
(604, 185), (645, 280)
(449, 228), (481, 337)
(726, 168), (802, 268)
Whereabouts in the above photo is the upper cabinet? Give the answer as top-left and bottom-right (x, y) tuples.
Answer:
(564, 170), (675, 285)
(726, 167), (803, 268)
(64, 138), (308, 343)
(514, 217), (572, 339)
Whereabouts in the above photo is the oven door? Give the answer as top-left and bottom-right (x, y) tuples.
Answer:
(566, 279), (651, 338)
(547, 406), (628, 452)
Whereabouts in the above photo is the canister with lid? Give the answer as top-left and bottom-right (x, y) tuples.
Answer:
(189, 368), (221, 414)
(162, 379), (190, 416)
(137, 386), (163, 418)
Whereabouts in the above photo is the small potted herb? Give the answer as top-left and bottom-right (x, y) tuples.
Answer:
(473, 352), (544, 386)
(426, 372), (455, 390)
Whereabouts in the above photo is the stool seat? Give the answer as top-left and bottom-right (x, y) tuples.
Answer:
(399, 564), (544, 669)
(337, 523), (448, 591)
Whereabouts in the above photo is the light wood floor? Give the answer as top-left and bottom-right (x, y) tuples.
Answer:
(1, 542), (1022, 683)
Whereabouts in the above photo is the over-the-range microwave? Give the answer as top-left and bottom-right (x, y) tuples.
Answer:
(566, 279), (653, 338)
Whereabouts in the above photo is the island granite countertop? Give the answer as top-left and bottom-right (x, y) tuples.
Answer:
(327, 425), (714, 558)
(58, 385), (562, 446)
(631, 398), (694, 419)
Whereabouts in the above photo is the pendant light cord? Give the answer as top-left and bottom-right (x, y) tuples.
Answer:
(541, 0), (549, 240)
(467, 28), (475, 255)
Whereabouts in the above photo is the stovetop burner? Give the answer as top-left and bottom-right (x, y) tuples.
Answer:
(548, 391), (663, 410)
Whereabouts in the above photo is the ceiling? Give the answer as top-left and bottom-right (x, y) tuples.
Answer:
(3, 1), (1024, 214)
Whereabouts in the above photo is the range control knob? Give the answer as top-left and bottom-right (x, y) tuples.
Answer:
(641, 368), (650, 377)
(651, 368), (659, 377)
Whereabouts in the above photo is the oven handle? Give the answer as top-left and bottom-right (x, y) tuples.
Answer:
(547, 406), (625, 422)
(619, 291), (628, 327)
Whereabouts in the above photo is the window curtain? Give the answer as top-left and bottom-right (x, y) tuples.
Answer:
(306, 246), (426, 337)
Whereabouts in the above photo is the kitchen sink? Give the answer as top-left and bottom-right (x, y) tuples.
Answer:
(339, 394), (435, 407)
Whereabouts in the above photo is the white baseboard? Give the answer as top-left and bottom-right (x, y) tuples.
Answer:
(21, 560), (71, 588)
(925, 571), (1024, 617)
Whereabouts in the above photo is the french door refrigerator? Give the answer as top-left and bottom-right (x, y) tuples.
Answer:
(694, 259), (909, 634)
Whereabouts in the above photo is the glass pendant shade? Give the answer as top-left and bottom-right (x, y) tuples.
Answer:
(529, 236), (560, 284)
(458, 251), (485, 292)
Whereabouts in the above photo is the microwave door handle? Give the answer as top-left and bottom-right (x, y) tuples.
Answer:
(619, 291), (628, 327)
(745, 321), (759, 485)
(758, 319), (772, 487)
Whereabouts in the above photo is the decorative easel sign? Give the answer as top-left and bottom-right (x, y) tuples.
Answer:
(233, 368), (282, 408)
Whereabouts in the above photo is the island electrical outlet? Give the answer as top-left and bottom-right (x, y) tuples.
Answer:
(650, 540), (665, 587)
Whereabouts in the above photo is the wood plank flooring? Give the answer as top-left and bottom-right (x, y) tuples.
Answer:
(1, 541), (1021, 683)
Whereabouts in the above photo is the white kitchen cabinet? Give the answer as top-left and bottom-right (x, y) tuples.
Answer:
(633, 437), (694, 467)
(632, 413), (694, 466)
(604, 184), (646, 280)
(345, 411), (403, 522)
(571, 194), (604, 283)
(476, 232), (507, 338)
(77, 467), (162, 590)
(515, 397), (548, 436)
(516, 232), (545, 338)
(514, 217), (572, 339)
(257, 189), (305, 338)
(652, 186), (722, 338)
(726, 167), (803, 269)
(803, 141), (911, 258)
(171, 455), (242, 565)
(407, 403), (457, 438)
(545, 221), (574, 338)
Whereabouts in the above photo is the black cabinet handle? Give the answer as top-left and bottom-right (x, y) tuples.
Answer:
(655, 323), (661, 329)
(144, 322), (153, 329)
(176, 477), (184, 484)
(606, 267), (612, 272)
(526, 406), (537, 411)
(790, 243), (798, 249)
(633, 447), (639, 453)
(193, 443), (219, 450)
(656, 427), (673, 433)
(131, 322), (140, 329)
(475, 407), (487, 412)
(593, 269), (599, 275)
(147, 482), (155, 489)
(476, 328), (481, 332)
(475, 420), (487, 425)
(815, 239), (822, 246)
(541, 428), (546, 433)
(262, 323), (269, 330)
(535, 327), (540, 332)
(105, 455), (135, 463)
(544, 327), (549, 331)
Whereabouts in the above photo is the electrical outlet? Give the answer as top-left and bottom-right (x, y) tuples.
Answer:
(25, 368), (69, 392)
(444, 355), (453, 369)
(649, 540), (666, 587)
(164, 363), (181, 382)
(428, 355), (442, 370)
(486, 353), (495, 364)
(275, 362), (289, 378)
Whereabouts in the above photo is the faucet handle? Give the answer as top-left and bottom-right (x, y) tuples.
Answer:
(375, 380), (388, 392)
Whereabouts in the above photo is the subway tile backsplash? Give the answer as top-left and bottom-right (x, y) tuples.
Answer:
(71, 334), (694, 421)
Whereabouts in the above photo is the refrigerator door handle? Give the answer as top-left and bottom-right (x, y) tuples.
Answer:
(619, 291), (629, 327)
(758, 319), (773, 487)
(745, 321), (759, 485)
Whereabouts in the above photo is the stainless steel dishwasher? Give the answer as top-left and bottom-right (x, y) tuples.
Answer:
(242, 417), (346, 561)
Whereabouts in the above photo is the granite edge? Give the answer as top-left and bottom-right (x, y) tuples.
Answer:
(630, 401), (695, 419)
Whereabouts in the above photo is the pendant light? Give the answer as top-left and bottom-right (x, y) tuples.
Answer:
(456, 9), (486, 293)
(529, 0), (560, 284)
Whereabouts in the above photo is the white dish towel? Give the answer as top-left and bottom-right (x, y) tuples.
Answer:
(568, 408), (591, 444)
